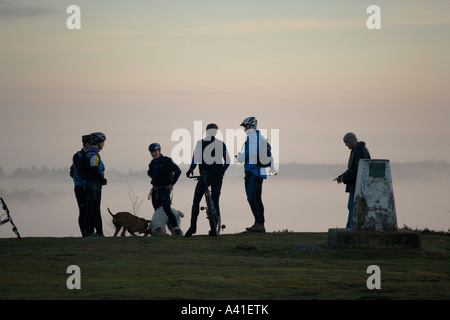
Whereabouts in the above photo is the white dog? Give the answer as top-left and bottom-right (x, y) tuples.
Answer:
(149, 206), (184, 236)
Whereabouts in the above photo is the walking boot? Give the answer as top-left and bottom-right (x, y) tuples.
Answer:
(255, 223), (266, 233)
(185, 226), (197, 237)
(246, 223), (266, 233)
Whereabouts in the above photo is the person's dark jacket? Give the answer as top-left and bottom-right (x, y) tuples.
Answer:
(341, 141), (371, 194)
(148, 155), (181, 187)
(189, 136), (230, 180)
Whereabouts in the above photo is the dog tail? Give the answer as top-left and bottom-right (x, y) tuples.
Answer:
(107, 208), (115, 217)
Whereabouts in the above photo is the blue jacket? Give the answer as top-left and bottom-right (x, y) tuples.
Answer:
(86, 147), (106, 183)
(237, 129), (271, 178)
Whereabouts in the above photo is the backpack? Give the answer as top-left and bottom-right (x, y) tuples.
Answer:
(72, 150), (89, 181)
(256, 131), (272, 168)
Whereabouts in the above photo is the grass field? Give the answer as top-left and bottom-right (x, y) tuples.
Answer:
(0, 232), (449, 300)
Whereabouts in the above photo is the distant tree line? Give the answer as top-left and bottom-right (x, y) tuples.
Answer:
(0, 161), (449, 182)
(0, 166), (68, 179)
(0, 165), (148, 181)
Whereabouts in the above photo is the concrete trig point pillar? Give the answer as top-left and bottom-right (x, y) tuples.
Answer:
(328, 159), (420, 248)
(351, 159), (397, 231)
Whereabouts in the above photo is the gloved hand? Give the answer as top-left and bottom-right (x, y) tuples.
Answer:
(334, 175), (343, 184)
(236, 152), (245, 164)
(186, 169), (193, 178)
(102, 178), (108, 186)
(269, 168), (278, 176)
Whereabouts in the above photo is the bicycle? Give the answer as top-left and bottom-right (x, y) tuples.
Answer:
(1, 197), (21, 239)
(189, 175), (225, 236)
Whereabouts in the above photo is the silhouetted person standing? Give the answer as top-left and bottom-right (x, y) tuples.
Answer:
(185, 123), (230, 237)
(147, 143), (182, 235)
(85, 132), (107, 237)
(334, 132), (371, 228)
(70, 134), (90, 237)
(237, 117), (276, 233)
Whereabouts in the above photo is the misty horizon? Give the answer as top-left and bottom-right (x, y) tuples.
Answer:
(1, 160), (450, 182)
(1, 159), (449, 239)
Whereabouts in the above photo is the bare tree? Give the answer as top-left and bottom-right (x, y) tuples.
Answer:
(127, 179), (144, 216)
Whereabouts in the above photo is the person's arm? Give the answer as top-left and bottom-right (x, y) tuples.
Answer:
(147, 160), (154, 179)
(89, 155), (107, 185)
(187, 140), (201, 177)
(223, 143), (230, 173)
(169, 158), (181, 185)
(342, 149), (364, 184)
(237, 138), (248, 164)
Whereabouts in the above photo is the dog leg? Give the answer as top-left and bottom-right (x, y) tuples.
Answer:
(113, 226), (120, 237)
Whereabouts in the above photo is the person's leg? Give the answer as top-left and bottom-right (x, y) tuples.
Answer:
(210, 179), (223, 218)
(254, 177), (264, 225)
(346, 193), (355, 229)
(84, 181), (97, 236)
(93, 185), (103, 235)
(186, 180), (205, 237)
(74, 185), (87, 237)
(245, 173), (264, 231)
(151, 188), (161, 211)
(245, 173), (257, 224)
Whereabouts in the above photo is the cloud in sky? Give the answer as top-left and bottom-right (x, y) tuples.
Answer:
(0, 0), (57, 19)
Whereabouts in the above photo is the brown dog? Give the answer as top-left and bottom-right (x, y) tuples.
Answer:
(108, 208), (151, 237)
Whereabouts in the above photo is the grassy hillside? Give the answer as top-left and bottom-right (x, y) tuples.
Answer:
(0, 232), (448, 300)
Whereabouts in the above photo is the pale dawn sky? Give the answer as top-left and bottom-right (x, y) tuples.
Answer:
(1, 0), (449, 173)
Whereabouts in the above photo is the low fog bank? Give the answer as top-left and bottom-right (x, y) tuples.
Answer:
(1, 161), (449, 238)
(1, 161), (450, 183)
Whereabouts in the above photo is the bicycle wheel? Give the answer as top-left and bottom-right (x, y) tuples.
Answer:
(211, 206), (221, 236)
(205, 190), (220, 236)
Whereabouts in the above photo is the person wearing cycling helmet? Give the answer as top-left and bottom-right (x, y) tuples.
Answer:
(237, 117), (275, 233)
(185, 123), (230, 237)
(147, 143), (182, 235)
(70, 134), (90, 237)
(85, 132), (107, 237)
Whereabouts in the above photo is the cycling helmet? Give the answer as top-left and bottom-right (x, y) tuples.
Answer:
(90, 132), (106, 145)
(240, 117), (257, 128)
(148, 143), (161, 152)
(82, 134), (91, 143)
